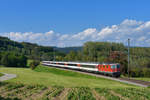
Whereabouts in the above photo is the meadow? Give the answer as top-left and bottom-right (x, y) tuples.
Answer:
(0, 65), (135, 88)
(0, 65), (150, 100)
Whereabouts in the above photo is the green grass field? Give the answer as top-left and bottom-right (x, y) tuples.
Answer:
(0, 65), (150, 100)
(0, 65), (135, 88)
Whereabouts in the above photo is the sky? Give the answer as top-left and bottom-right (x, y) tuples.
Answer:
(0, 0), (150, 47)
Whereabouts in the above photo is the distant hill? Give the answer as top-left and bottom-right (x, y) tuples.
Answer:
(0, 36), (55, 60)
(0, 36), (82, 54)
(0, 36), (82, 60)
(0, 36), (53, 53)
(55, 47), (82, 53)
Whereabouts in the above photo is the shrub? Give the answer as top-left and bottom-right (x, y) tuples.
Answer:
(17, 55), (27, 67)
(1, 52), (27, 67)
(30, 60), (40, 70)
(142, 68), (150, 77)
(130, 67), (142, 77)
(130, 67), (150, 77)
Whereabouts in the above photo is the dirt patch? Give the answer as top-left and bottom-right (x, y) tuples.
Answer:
(30, 88), (49, 100)
(0, 86), (25, 99)
(52, 88), (70, 100)
(110, 90), (129, 100)
(92, 89), (106, 100)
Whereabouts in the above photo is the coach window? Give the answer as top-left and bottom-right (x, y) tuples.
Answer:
(103, 65), (105, 68)
(106, 65), (108, 68)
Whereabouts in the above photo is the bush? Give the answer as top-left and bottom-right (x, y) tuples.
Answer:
(142, 68), (150, 77)
(17, 55), (27, 67)
(30, 60), (40, 70)
(130, 67), (150, 77)
(0, 52), (27, 67)
(130, 67), (142, 77)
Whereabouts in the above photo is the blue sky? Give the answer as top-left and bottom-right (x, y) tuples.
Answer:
(0, 0), (150, 47)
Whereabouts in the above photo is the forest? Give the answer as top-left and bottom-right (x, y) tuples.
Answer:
(0, 36), (64, 61)
(55, 42), (150, 77)
(0, 36), (150, 77)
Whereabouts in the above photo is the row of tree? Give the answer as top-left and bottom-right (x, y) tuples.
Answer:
(0, 36), (65, 61)
(54, 42), (150, 77)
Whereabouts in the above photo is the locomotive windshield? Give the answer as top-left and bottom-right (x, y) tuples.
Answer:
(117, 64), (120, 68)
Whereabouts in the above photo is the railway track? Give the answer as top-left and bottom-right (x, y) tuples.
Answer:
(119, 77), (150, 87)
(43, 64), (150, 87)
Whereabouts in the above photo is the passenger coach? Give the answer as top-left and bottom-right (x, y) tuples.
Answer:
(42, 61), (121, 77)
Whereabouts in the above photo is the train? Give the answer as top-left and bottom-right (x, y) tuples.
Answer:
(42, 61), (121, 77)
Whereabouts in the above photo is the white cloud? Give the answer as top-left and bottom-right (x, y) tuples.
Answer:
(121, 19), (143, 26)
(0, 19), (150, 47)
(72, 28), (97, 40)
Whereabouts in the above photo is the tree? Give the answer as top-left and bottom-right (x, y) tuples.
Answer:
(30, 60), (40, 70)
(106, 51), (128, 75)
(1, 52), (27, 67)
(1, 53), (9, 66)
(17, 55), (27, 67)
